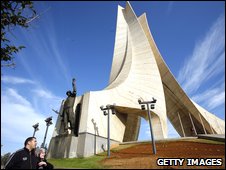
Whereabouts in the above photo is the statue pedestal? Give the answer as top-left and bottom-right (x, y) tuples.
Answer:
(47, 134), (78, 158)
(47, 132), (121, 158)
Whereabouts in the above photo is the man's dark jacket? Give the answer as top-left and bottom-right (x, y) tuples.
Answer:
(5, 147), (38, 169)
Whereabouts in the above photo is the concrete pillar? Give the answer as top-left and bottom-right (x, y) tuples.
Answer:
(177, 112), (185, 137)
(198, 113), (207, 134)
(188, 112), (197, 136)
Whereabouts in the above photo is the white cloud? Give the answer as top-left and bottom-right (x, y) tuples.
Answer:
(31, 87), (63, 118)
(49, 36), (72, 84)
(1, 83), (61, 154)
(207, 91), (225, 110)
(32, 88), (61, 100)
(17, 14), (72, 85)
(1, 88), (52, 153)
(1, 92), (45, 141)
(177, 14), (225, 95)
(2, 88), (31, 106)
(191, 81), (225, 110)
(1, 75), (35, 84)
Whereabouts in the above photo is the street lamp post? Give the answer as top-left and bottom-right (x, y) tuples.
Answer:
(138, 98), (157, 154)
(100, 104), (116, 157)
(32, 123), (39, 137)
(41, 116), (53, 149)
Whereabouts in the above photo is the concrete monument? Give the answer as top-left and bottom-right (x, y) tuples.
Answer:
(47, 2), (225, 158)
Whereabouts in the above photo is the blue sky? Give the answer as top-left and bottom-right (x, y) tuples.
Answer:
(1, 1), (225, 155)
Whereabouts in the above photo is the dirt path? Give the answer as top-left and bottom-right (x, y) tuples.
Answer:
(101, 140), (225, 169)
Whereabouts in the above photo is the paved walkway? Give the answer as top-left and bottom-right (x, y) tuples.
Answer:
(197, 134), (225, 142)
(120, 135), (225, 145)
(120, 137), (198, 145)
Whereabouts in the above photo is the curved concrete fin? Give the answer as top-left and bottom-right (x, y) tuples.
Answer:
(125, 1), (138, 22)
(138, 9), (225, 135)
(108, 1), (139, 85)
(109, 5), (128, 84)
(106, 1), (168, 138)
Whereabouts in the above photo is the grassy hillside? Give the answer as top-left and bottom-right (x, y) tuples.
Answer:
(47, 138), (225, 169)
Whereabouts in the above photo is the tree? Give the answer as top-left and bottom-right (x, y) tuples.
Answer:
(1, 152), (11, 168)
(1, 1), (37, 68)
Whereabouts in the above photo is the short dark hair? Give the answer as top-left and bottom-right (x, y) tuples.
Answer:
(24, 137), (36, 147)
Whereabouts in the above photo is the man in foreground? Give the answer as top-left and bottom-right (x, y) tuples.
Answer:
(5, 137), (38, 169)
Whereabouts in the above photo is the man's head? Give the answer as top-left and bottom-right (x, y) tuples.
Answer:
(66, 90), (71, 96)
(24, 137), (37, 151)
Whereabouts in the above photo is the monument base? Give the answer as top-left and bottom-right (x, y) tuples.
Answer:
(47, 134), (78, 158)
(47, 132), (120, 158)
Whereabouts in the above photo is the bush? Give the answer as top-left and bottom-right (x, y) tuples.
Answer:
(1, 152), (11, 168)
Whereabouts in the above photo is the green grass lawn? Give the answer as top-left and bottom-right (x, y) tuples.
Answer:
(48, 154), (106, 169)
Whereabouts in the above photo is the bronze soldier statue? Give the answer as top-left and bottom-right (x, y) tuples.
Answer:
(61, 78), (77, 134)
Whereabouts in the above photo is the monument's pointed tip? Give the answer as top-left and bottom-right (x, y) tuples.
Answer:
(139, 12), (147, 19)
(124, 0), (137, 19)
(126, 1), (131, 7)
(118, 5), (124, 10)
